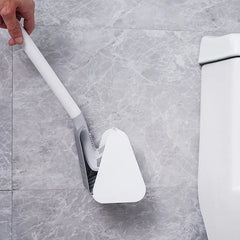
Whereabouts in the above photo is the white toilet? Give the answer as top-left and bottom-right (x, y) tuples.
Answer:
(198, 34), (240, 240)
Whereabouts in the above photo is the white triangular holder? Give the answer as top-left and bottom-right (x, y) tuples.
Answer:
(93, 128), (146, 204)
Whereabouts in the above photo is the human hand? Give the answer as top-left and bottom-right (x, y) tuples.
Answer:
(0, 0), (35, 45)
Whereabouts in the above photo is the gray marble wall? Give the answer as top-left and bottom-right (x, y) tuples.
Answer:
(1, 0), (240, 239)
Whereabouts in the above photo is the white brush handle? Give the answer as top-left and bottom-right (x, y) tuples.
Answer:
(21, 27), (81, 119)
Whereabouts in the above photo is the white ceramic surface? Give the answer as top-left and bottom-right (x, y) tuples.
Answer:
(199, 35), (240, 240)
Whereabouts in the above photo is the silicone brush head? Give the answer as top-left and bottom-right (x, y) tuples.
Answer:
(73, 114), (99, 192)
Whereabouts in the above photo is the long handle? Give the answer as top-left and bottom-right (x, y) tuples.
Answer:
(21, 27), (81, 119)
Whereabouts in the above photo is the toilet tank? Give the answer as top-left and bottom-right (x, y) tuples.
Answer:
(198, 34), (240, 240)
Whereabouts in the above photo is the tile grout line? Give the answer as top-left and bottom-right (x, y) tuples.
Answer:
(11, 188), (85, 191)
(11, 45), (13, 240)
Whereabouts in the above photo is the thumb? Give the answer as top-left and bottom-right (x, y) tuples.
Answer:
(1, 8), (23, 45)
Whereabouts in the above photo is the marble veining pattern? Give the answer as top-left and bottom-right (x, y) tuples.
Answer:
(34, 0), (240, 32)
(12, 27), (207, 240)
(0, 30), (12, 191)
(1, 0), (239, 239)
(0, 192), (12, 240)
(13, 189), (206, 240)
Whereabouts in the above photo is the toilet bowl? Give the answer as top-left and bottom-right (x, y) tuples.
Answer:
(198, 34), (240, 240)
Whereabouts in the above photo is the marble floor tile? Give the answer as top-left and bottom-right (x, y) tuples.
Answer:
(12, 72), (82, 191)
(0, 30), (12, 190)
(114, 0), (240, 32)
(34, 0), (240, 32)
(34, 0), (141, 29)
(0, 191), (12, 240)
(13, 26), (203, 190)
(13, 189), (206, 240)
(12, 25), (207, 239)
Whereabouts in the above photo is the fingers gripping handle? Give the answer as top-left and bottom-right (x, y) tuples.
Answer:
(21, 27), (81, 119)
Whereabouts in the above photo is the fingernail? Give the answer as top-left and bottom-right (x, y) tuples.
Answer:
(14, 37), (23, 44)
